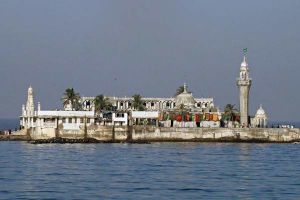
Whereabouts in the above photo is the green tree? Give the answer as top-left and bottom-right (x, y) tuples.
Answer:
(175, 85), (185, 96)
(132, 94), (145, 111)
(223, 104), (238, 121)
(94, 94), (112, 114)
(62, 88), (81, 111)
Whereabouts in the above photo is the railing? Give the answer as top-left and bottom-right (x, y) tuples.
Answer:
(43, 123), (56, 128)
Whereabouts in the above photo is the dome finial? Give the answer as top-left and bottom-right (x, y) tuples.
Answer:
(183, 83), (187, 93)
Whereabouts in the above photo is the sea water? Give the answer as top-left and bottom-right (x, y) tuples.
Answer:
(0, 142), (300, 199)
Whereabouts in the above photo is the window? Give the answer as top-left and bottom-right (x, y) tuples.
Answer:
(80, 118), (84, 123)
(62, 118), (66, 123)
(87, 118), (90, 123)
(120, 102), (123, 106)
(74, 118), (77, 123)
(68, 118), (72, 123)
(151, 102), (154, 107)
(116, 113), (124, 118)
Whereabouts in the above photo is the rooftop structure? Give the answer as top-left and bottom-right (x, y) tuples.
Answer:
(79, 84), (214, 112)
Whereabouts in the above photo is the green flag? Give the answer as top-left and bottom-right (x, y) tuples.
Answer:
(243, 48), (248, 53)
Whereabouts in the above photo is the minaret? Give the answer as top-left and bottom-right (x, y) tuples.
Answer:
(26, 85), (35, 116)
(237, 56), (252, 127)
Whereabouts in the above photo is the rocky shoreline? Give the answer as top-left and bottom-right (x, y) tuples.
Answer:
(28, 137), (151, 144)
(0, 134), (29, 141)
(27, 138), (300, 144)
(1, 135), (299, 144)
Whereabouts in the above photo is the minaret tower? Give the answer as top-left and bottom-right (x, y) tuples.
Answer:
(237, 56), (252, 127)
(26, 85), (35, 116)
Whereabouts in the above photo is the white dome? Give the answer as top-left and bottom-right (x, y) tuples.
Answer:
(255, 105), (267, 118)
(175, 83), (195, 108)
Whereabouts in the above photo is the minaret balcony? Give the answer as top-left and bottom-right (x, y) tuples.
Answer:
(236, 78), (252, 86)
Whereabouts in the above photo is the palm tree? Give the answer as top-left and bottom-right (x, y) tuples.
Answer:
(175, 85), (185, 96)
(223, 104), (238, 121)
(61, 88), (81, 111)
(94, 95), (112, 114)
(132, 94), (145, 111)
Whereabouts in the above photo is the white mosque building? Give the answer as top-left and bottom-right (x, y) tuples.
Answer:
(78, 83), (215, 112)
(20, 55), (268, 129)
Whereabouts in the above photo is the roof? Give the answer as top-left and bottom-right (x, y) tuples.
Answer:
(37, 110), (94, 118)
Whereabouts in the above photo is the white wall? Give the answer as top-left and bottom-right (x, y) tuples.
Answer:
(112, 113), (128, 126)
(38, 110), (94, 117)
(131, 111), (159, 119)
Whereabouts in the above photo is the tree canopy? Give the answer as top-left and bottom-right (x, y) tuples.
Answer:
(94, 94), (112, 113)
(61, 88), (81, 111)
(132, 94), (145, 111)
(223, 104), (239, 121)
(175, 85), (185, 96)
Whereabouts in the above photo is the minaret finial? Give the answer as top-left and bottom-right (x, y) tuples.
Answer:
(242, 48), (248, 67)
(241, 55), (248, 68)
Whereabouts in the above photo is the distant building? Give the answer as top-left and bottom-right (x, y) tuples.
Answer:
(20, 55), (268, 130)
(78, 84), (215, 112)
(252, 105), (268, 128)
(20, 86), (95, 130)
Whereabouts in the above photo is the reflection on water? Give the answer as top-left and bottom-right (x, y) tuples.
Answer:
(0, 142), (300, 199)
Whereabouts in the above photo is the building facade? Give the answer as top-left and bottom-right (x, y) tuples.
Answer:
(20, 55), (268, 130)
(78, 84), (214, 112)
(252, 105), (268, 128)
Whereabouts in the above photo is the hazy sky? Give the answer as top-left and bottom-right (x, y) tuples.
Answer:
(0, 0), (299, 121)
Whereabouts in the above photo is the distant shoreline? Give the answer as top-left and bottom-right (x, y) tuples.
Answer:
(1, 136), (300, 144)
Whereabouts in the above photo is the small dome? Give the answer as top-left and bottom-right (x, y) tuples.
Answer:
(255, 105), (267, 118)
(175, 83), (196, 108)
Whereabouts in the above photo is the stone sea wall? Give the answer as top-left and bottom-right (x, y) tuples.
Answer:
(24, 125), (300, 143)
